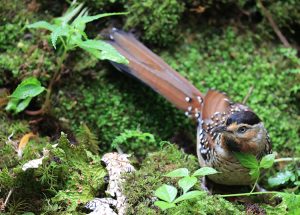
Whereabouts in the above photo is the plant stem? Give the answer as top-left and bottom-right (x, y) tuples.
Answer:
(219, 191), (280, 198)
(274, 157), (300, 163)
(257, 0), (291, 48)
(42, 48), (68, 113)
(250, 172), (260, 193)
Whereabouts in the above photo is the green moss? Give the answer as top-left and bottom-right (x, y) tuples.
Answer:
(124, 0), (185, 45)
(123, 144), (245, 214)
(0, 0), (56, 86)
(0, 114), (106, 214)
(168, 194), (244, 214)
(161, 26), (300, 155)
(112, 129), (159, 158)
(123, 144), (199, 214)
(0, 0), (33, 24)
(54, 68), (193, 152)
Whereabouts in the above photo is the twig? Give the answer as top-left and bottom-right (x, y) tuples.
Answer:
(3, 189), (14, 210)
(242, 86), (254, 104)
(219, 191), (279, 198)
(257, 0), (291, 48)
(274, 157), (300, 163)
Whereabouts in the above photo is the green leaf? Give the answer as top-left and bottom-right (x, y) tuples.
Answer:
(165, 168), (189, 177)
(154, 184), (177, 203)
(5, 98), (18, 112)
(178, 176), (197, 193)
(58, 3), (84, 25)
(260, 154), (275, 169)
(78, 40), (129, 64)
(10, 84), (45, 99)
(6, 77), (45, 114)
(249, 168), (259, 180)
(154, 201), (176, 210)
(268, 170), (294, 187)
(72, 12), (128, 31)
(27, 21), (55, 31)
(18, 77), (42, 87)
(16, 97), (32, 113)
(234, 152), (259, 169)
(192, 167), (219, 177)
(50, 26), (69, 49)
(173, 191), (203, 203)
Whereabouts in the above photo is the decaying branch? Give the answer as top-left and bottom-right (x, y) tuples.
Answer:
(86, 153), (135, 215)
(257, 0), (291, 48)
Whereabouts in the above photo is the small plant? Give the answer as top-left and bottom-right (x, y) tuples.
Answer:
(234, 152), (275, 193)
(18, 1), (128, 114)
(112, 129), (159, 157)
(154, 167), (218, 210)
(5, 77), (45, 114)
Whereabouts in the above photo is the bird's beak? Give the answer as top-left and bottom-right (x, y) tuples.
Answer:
(213, 125), (229, 133)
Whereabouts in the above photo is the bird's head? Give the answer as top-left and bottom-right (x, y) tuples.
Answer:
(213, 111), (270, 155)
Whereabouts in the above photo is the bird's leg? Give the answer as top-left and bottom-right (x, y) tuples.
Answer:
(201, 176), (212, 194)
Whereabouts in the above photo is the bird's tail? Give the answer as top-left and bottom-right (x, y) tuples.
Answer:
(107, 28), (204, 116)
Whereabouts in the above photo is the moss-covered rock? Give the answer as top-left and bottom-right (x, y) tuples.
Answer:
(0, 114), (106, 214)
(124, 0), (185, 46)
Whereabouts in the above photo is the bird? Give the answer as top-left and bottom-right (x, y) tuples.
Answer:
(107, 28), (272, 186)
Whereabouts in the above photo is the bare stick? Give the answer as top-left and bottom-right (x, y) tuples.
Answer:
(3, 188), (14, 210)
(274, 157), (300, 163)
(242, 86), (254, 104)
(257, 0), (291, 48)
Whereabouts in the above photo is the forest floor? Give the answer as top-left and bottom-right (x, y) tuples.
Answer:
(0, 0), (299, 214)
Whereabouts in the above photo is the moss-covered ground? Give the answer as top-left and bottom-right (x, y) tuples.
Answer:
(0, 0), (299, 214)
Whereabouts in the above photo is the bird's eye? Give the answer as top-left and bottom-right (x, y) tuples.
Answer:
(237, 126), (247, 133)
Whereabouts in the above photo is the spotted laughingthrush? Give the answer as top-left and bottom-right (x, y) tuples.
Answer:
(107, 29), (272, 186)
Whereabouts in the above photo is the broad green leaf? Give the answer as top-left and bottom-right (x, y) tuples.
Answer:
(78, 39), (128, 64)
(18, 77), (42, 87)
(234, 152), (259, 169)
(51, 26), (69, 49)
(16, 97), (32, 113)
(165, 168), (189, 178)
(178, 176), (197, 193)
(5, 98), (18, 112)
(192, 167), (219, 177)
(6, 77), (45, 114)
(154, 184), (177, 203)
(27, 21), (55, 31)
(260, 154), (275, 169)
(173, 191), (203, 203)
(268, 170), (294, 187)
(10, 84), (45, 99)
(154, 201), (176, 210)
